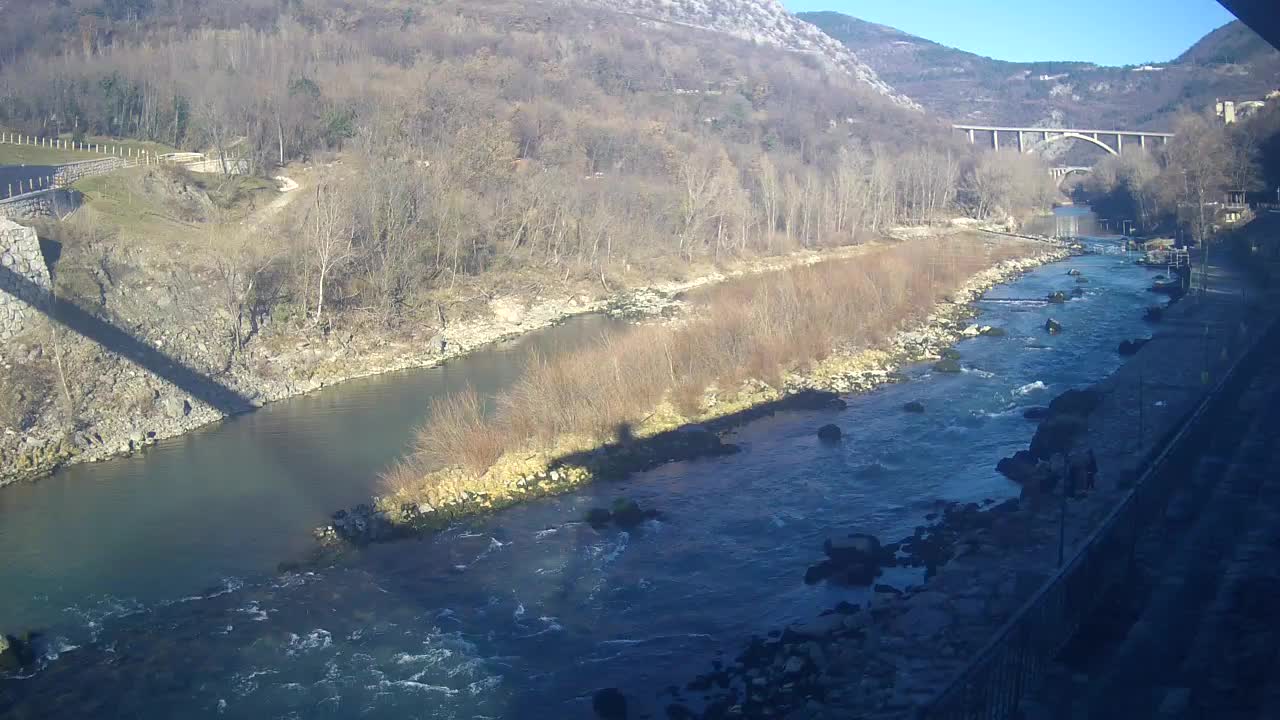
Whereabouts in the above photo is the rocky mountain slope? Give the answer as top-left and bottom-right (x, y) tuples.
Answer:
(803, 12), (1280, 130)
(581, 0), (920, 109)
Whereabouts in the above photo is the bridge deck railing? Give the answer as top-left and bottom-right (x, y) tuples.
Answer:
(918, 310), (1277, 720)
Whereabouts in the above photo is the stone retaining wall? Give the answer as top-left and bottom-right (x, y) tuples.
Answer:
(0, 218), (52, 340)
(0, 189), (80, 221)
(54, 157), (126, 185)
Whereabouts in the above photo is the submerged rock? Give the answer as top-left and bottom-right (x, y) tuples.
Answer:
(903, 400), (926, 413)
(817, 424), (842, 443)
(1118, 338), (1150, 356)
(1144, 306), (1164, 323)
(593, 688), (628, 720)
(1047, 291), (1068, 304)
(1022, 406), (1051, 420)
(941, 348), (962, 361)
(980, 326), (1007, 337)
(1044, 318), (1063, 334)
(933, 358), (962, 374)
(585, 507), (613, 528)
(1067, 268), (1081, 276)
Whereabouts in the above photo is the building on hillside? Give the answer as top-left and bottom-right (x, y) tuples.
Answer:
(1215, 99), (1237, 124)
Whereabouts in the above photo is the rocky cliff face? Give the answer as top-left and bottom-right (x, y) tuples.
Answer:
(580, 0), (920, 109)
(0, 218), (51, 341)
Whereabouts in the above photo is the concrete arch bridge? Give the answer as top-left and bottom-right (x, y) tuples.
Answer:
(953, 125), (1174, 156)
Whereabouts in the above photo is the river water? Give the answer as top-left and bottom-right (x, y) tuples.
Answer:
(1, 245), (1158, 719)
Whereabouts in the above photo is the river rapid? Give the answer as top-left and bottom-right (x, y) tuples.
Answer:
(1, 244), (1161, 719)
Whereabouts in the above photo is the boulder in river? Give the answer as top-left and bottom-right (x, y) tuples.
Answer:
(1044, 318), (1063, 335)
(1067, 268), (1081, 276)
(816, 424), (842, 443)
(941, 348), (962, 361)
(903, 400), (926, 413)
(980, 326), (1007, 337)
(586, 499), (660, 529)
(610, 498), (647, 528)
(1047, 291), (1068, 304)
(1029, 414), (1088, 461)
(1076, 276), (1089, 284)
(1047, 388), (1103, 417)
(1071, 287), (1085, 298)
(824, 533), (882, 564)
(0, 633), (34, 674)
(1144, 306), (1164, 323)
(593, 688), (628, 720)
(933, 358), (962, 374)
(996, 450), (1047, 486)
(812, 532), (886, 586)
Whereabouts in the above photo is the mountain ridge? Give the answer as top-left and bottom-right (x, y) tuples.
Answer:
(579, 0), (921, 109)
(802, 11), (1280, 130)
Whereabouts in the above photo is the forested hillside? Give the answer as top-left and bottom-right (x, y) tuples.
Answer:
(0, 0), (1013, 327)
(1, 0), (1070, 481)
(804, 12), (1280, 130)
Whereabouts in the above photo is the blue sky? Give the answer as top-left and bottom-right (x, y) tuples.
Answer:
(783, 0), (1239, 66)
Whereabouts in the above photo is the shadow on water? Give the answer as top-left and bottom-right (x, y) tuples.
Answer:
(0, 263), (253, 415)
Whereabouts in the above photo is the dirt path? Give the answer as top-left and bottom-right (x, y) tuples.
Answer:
(240, 173), (301, 234)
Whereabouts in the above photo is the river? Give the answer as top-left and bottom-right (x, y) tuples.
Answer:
(1, 243), (1159, 719)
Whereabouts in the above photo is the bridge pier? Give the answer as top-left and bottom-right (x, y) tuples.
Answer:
(967, 128), (974, 144)
(992, 130), (999, 151)
(1017, 131), (1024, 153)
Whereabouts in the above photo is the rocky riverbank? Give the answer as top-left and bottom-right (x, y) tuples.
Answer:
(0, 240), (901, 488)
(318, 243), (1069, 547)
(648, 251), (1279, 720)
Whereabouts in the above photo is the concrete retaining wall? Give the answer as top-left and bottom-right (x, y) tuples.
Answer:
(0, 218), (52, 341)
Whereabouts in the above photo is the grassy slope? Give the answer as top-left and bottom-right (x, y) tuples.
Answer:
(0, 133), (179, 167)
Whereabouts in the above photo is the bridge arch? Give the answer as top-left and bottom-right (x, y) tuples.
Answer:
(1043, 132), (1119, 157)
(1051, 166), (1092, 187)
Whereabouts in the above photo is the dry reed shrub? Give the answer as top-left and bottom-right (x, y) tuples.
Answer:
(389, 237), (1037, 487)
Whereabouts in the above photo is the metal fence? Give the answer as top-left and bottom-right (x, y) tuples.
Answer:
(918, 310), (1278, 719)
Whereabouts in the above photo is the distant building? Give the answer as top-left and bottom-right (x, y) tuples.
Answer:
(1216, 99), (1237, 124)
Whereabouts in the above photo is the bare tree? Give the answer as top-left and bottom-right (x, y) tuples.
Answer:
(204, 223), (277, 359)
(304, 182), (357, 326)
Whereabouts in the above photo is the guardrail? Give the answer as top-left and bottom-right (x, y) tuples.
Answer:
(918, 311), (1278, 719)
(1, 135), (250, 201)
